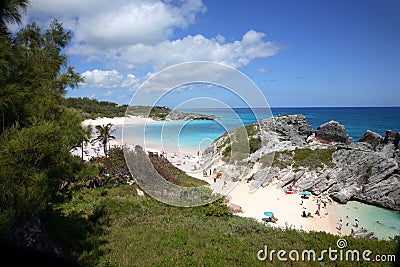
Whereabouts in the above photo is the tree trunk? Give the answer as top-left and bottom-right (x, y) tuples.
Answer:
(103, 141), (107, 158)
(81, 141), (84, 163)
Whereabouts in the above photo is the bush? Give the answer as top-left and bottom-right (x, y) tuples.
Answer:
(203, 198), (231, 217)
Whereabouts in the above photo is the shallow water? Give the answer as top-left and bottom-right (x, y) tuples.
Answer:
(330, 201), (400, 240)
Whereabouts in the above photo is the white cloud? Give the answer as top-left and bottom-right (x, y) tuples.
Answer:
(71, 30), (282, 71)
(258, 67), (270, 73)
(104, 90), (113, 97)
(81, 69), (140, 90)
(28, 0), (206, 48)
(27, 0), (282, 94)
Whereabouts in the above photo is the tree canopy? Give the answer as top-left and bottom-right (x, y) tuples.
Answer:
(0, 13), (86, 234)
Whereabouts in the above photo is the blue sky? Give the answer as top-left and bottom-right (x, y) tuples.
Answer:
(23, 0), (400, 107)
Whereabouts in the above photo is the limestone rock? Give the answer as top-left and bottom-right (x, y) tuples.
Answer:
(206, 114), (400, 211)
(165, 110), (219, 121)
(315, 120), (352, 144)
(358, 130), (383, 149)
(352, 228), (378, 240)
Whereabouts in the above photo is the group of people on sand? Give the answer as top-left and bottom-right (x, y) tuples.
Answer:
(264, 215), (278, 223)
(337, 217), (360, 234)
(300, 194), (329, 219)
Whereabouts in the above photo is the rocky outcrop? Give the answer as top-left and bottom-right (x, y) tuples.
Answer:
(261, 114), (313, 146)
(358, 130), (383, 149)
(206, 114), (400, 211)
(315, 120), (352, 144)
(352, 228), (378, 240)
(165, 110), (219, 121)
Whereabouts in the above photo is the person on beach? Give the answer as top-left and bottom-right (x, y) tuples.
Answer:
(222, 180), (227, 190)
(338, 219), (343, 230)
(355, 218), (359, 227)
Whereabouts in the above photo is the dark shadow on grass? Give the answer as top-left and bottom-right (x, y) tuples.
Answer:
(42, 204), (109, 267)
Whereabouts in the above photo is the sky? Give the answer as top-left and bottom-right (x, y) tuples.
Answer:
(18, 0), (400, 107)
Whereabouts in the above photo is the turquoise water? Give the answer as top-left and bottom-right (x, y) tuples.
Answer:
(122, 107), (400, 152)
(331, 201), (399, 240)
(120, 107), (400, 239)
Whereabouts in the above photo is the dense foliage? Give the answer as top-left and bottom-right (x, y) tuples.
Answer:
(0, 18), (85, 234)
(65, 97), (175, 120)
(64, 97), (128, 119)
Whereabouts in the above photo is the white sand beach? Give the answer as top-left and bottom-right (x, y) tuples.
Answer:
(217, 180), (338, 235)
(81, 115), (155, 126)
(74, 115), (340, 236)
(142, 148), (339, 235)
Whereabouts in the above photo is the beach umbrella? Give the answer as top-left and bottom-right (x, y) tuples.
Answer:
(264, 211), (274, 217)
(302, 191), (311, 195)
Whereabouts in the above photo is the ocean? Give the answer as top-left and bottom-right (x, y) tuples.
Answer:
(120, 107), (400, 239)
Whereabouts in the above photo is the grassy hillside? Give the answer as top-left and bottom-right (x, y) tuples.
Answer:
(43, 184), (398, 266)
(64, 97), (173, 120)
(64, 97), (128, 119)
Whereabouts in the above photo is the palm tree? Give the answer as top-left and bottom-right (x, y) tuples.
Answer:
(81, 125), (92, 163)
(0, 0), (30, 28)
(92, 123), (116, 158)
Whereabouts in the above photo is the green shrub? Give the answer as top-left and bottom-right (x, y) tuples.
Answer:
(293, 148), (336, 169)
(249, 136), (261, 153)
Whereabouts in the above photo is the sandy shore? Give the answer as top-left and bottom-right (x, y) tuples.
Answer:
(81, 115), (155, 126)
(74, 116), (339, 236)
(217, 181), (338, 235)
(141, 147), (339, 235)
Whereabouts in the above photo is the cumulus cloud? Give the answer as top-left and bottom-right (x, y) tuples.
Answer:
(28, 0), (206, 47)
(81, 69), (140, 90)
(103, 90), (113, 97)
(71, 30), (282, 71)
(27, 0), (283, 95)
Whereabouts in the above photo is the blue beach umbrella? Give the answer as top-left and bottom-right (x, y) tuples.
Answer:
(264, 211), (274, 217)
(302, 191), (311, 195)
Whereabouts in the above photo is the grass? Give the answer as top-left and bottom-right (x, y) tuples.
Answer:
(43, 185), (398, 267)
(219, 125), (262, 162)
(260, 148), (336, 170)
(149, 154), (208, 187)
(292, 147), (336, 169)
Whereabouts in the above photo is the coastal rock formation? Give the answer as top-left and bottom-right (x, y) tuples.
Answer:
(165, 110), (219, 121)
(315, 120), (352, 144)
(358, 130), (383, 149)
(261, 114), (313, 146)
(352, 228), (378, 240)
(206, 115), (400, 211)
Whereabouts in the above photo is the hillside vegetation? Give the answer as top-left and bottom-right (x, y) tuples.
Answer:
(64, 97), (128, 119)
(44, 184), (398, 267)
(64, 97), (174, 120)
